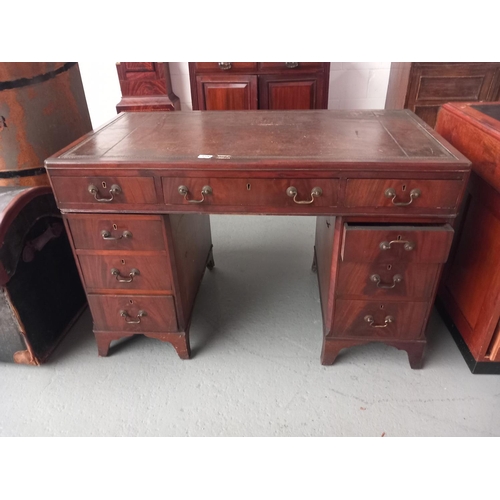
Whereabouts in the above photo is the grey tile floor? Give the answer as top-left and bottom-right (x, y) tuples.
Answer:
(1, 215), (499, 436)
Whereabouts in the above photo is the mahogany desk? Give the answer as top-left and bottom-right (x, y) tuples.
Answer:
(44, 110), (470, 368)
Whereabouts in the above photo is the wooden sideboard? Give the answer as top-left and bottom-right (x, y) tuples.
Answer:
(116, 62), (180, 112)
(189, 62), (330, 110)
(44, 110), (470, 368)
(436, 102), (500, 373)
(385, 63), (500, 128)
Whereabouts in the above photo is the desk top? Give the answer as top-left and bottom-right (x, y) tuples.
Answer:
(46, 110), (470, 170)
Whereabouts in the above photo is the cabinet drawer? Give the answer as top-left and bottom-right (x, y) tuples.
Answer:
(66, 215), (165, 251)
(330, 299), (429, 339)
(51, 176), (157, 206)
(337, 262), (440, 299)
(259, 62), (324, 71)
(79, 254), (172, 291)
(163, 177), (338, 208)
(88, 294), (178, 332)
(194, 62), (257, 72)
(344, 179), (463, 211)
(341, 224), (454, 264)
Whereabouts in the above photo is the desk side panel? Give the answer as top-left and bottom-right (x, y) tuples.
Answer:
(165, 214), (212, 329)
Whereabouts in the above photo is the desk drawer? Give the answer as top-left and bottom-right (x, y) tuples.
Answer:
(79, 254), (172, 291)
(51, 176), (157, 206)
(344, 179), (463, 211)
(337, 262), (440, 300)
(330, 299), (429, 340)
(162, 177), (338, 208)
(88, 294), (178, 332)
(66, 215), (165, 251)
(341, 224), (454, 264)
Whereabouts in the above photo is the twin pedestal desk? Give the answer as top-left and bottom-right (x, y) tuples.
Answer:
(45, 110), (470, 368)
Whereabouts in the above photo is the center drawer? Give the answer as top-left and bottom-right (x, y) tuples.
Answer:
(78, 254), (172, 291)
(162, 177), (338, 208)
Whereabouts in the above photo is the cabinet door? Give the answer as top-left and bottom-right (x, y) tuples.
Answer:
(259, 74), (326, 109)
(196, 75), (258, 110)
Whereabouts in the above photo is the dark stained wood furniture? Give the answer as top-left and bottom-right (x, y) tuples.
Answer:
(44, 110), (470, 368)
(189, 62), (330, 110)
(116, 63), (180, 112)
(436, 102), (500, 373)
(385, 63), (500, 128)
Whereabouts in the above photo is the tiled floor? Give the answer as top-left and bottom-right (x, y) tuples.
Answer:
(1, 215), (499, 436)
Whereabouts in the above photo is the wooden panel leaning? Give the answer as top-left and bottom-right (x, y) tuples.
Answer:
(45, 110), (470, 367)
(436, 102), (500, 373)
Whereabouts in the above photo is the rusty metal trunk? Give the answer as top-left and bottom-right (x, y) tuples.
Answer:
(0, 62), (92, 187)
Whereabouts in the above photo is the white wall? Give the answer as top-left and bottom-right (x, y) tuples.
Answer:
(78, 62), (122, 130)
(79, 62), (391, 130)
(328, 62), (391, 110)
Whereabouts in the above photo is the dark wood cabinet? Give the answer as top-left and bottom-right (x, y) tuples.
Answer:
(116, 62), (180, 112)
(385, 63), (500, 128)
(436, 102), (500, 373)
(189, 62), (330, 110)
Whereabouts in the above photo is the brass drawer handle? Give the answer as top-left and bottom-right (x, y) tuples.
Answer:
(178, 185), (213, 204)
(370, 274), (403, 289)
(364, 315), (394, 328)
(285, 62), (299, 68)
(286, 186), (323, 204)
(101, 230), (132, 241)
(384, 188), (421, 206)
(111, 268), (140, 283)
(379, 240), (415, 251)
(120, 309), (146, 324)
(88, 184), (122, 202)
(218, 62), (232, 70)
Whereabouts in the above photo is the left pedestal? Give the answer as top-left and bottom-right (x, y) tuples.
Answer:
(64, 213), (212, 359)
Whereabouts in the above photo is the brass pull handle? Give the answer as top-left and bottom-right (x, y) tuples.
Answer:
(286, 186), (323, 205)
(218, 62), (232, 70)
(111, 268), (140, 283)
(120, 310), (146, 324)
(178, 185), (213, 204)
(379, 240), (415, 251)
(370, 274), (403, 289)
(88, 184), (122, 202)
(364, 315), (394, 328)
(285, 62), (299, 68)
(384, 188), (421, 206)
(101, 230), (132, 241)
